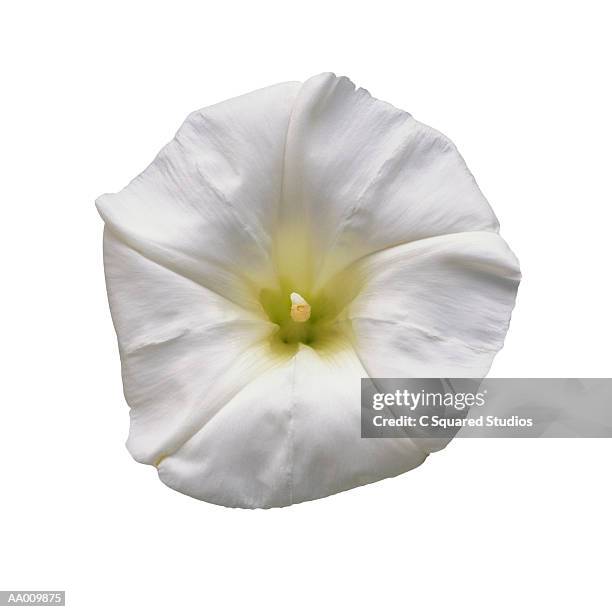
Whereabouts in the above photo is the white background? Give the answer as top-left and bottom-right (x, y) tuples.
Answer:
(1, 1), (610, 610)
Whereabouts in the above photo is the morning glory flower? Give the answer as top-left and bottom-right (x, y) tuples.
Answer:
(97, 73), (520, 508)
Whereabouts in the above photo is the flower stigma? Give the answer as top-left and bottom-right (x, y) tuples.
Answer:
(290, 292), (311, 322)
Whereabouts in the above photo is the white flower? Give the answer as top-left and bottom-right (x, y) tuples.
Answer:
(97, 73), (520, 508)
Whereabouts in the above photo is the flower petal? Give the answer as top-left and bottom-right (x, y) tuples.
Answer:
(158, 343), (426, 508)
(280, 73), (499, 290)
(344, 231), (521, 378)
(288, 345), (427, 505)
(103, 230), (281, 464)
(97, 80), (301, 310)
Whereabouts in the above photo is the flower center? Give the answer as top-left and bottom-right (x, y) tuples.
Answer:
(259, 285), (319, 346)
(258, 269), (360, 355)
(257, 227), (363, 354)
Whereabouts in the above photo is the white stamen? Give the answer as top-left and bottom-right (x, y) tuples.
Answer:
(290, 292), (311, 322)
